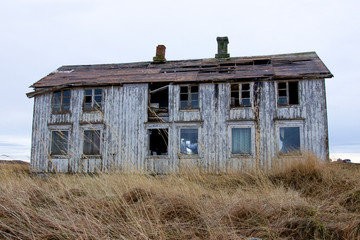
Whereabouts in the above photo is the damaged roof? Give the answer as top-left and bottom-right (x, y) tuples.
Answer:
(27, 51), (333, 98)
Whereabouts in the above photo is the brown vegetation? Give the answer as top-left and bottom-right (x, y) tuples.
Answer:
(0, 156), (360, 239)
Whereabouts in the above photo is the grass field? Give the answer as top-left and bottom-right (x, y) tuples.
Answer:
(0, 156), (360, 240)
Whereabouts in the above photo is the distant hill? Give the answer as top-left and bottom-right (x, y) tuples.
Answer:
(0, 160), (30, 165)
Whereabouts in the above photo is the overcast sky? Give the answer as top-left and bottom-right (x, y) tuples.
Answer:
(0, 0), (359, 161)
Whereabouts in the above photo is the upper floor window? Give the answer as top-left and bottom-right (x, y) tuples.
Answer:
(180, 85), (199, 109)
(52, 90), (70, 113)
(278, 81), (299, 106)
(230, 83), (251, 108)
(51, 130), (69, 156)
(84, 89), (103, 111)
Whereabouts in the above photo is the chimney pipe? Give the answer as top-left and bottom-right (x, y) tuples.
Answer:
(215, 36), (230, 59)
(153, 45), (166, 63)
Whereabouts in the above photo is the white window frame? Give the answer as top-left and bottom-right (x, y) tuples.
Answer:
(80, 124), (103, 158)
(230, 82), (253, 108)
(276, 80), (300, 107)
(176, 123), (202, 158)
(83, 88), (104, 112)
(275, 120), (304, 156)
(227, 122), (255, 158)
(48, 125), (72, 158)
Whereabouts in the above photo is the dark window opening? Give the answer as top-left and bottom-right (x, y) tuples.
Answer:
(52, 90), (70, 113)
(230, 83), (251, 108)
(279, 127), (300, 154)
(180, 84), (199, 109)
(149, 83), (169, 121)
(83, 130), (101, 156)
(278, 81), (299, 105)
(149, 129), (168, 156)
(51, 130), (69, 156)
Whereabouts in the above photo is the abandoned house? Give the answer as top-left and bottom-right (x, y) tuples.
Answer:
(27, 37), (333, 173)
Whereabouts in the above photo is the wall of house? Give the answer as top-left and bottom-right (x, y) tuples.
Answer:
(30, 79), (328, 173)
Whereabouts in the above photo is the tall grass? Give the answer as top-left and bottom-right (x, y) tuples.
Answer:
(1, 156), (360, 239)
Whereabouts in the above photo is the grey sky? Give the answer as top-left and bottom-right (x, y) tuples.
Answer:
(1, 0), (359, 161)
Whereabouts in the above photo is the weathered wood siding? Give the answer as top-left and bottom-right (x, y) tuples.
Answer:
(30, 79), (328, 173)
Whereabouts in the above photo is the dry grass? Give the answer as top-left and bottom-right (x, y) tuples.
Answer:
(1, 156), (360, 239)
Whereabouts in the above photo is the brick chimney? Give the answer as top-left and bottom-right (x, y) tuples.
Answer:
(153, 45), (166, 63)
(215, 36), (230, 59)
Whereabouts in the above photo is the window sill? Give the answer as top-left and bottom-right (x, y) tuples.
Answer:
(83, 109), (103, 113)
(178, 154), (201, 159)
(277, 104), (300, 108)
(230, 106), (253, 109)
(52, 111), (71, 115)
(82, 155), (102, 159)
(179, 108), (200, 112)
(147, 155), (169, 159)
(50, 155), (69, 159)
(231, 154), (253, 158)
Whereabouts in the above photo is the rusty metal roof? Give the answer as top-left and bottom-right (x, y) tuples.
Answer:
(27, 51), (333, 98)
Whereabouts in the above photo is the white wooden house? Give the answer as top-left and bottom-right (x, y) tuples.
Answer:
(27, 37), (333, 173)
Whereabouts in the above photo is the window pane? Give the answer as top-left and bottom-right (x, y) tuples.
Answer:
(62, 104), (70, 111)
(52, 104), (60, 112)
(85, 96), (92, 103)
(242, 84), (250, 90)
(242, 98), (251, 106)
(278, 82), (286, 89)
(94, 96), (102, 104)
(94, 89), (102, 95)
(232, 128), (251, 154)
(62, 96), (70, 104)
(63, 90), (70, 97)
(278, 96), (288, 105)
(191, 93), (198, 101)
(85, 89), (92, 96)
(180, 93), (188, 101)
(231, 84), (239, 91)
(180, 129), (198, 154)
(279, 127), (300, 154)
(180, 86), (188, 93)
(242, 91), (250, 98)
(51, 131), (68, 155)
(279, 90), (287, 97)
(180, 101), (188, 109)
(191, 100), (199, 108)
(84, 103), (92, 110)
(191, 86), (198, 93)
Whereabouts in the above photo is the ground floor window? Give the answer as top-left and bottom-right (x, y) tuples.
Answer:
(279, 127), (300, 154)
(232, 128), (251, 154)
(51, 130), (69, 156)
(83, 130), (101, 156)
(180, 129), (198, 154)
(149, 128), (168, 156)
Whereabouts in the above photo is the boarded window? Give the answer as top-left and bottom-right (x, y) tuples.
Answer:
(279, 127), (300, 154)
(180, 129), (198, 154)
(180, 85), (199, 109)
(84, 89), (103, 111)
(51, 130), (69, 155)
(278, 81), (299, 105)
(52, 90), (70, 113)
(149, 129), (168, 156)
(230, 83), (251, 107)
(232, 128), (251, 154)
(83, 130), (101, 156)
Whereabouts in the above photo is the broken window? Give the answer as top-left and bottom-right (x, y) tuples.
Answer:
(149, 129), (168, 156)
(149, 83), (169, 121)
(52, 90), (70, 113)
(230, 83), (251, 107)
(84, 89), (103, 111)
(180, 129), (198, 155)
(278, 81), (299, 105)
(83, 130), (101, 156)
(232, 128), (251, 154)
(279, 127), (300, 154)
(180, 85), (199, 109)
(51, 130), (69, 156)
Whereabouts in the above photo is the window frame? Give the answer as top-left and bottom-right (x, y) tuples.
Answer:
(83, 88), (104, 112)
(179, 84), (199, 110)
(275, 120), (304, 156)
(179, 127), (200, 157)
(228, 122), (255, 158)
(81, 125), (103, 158)
(276, 80), (300, 106)
(230, 82), (253, 108)
(148, 127), (169, 157)
(51, 89), (71, 113)
(48, 125), (72, 158)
